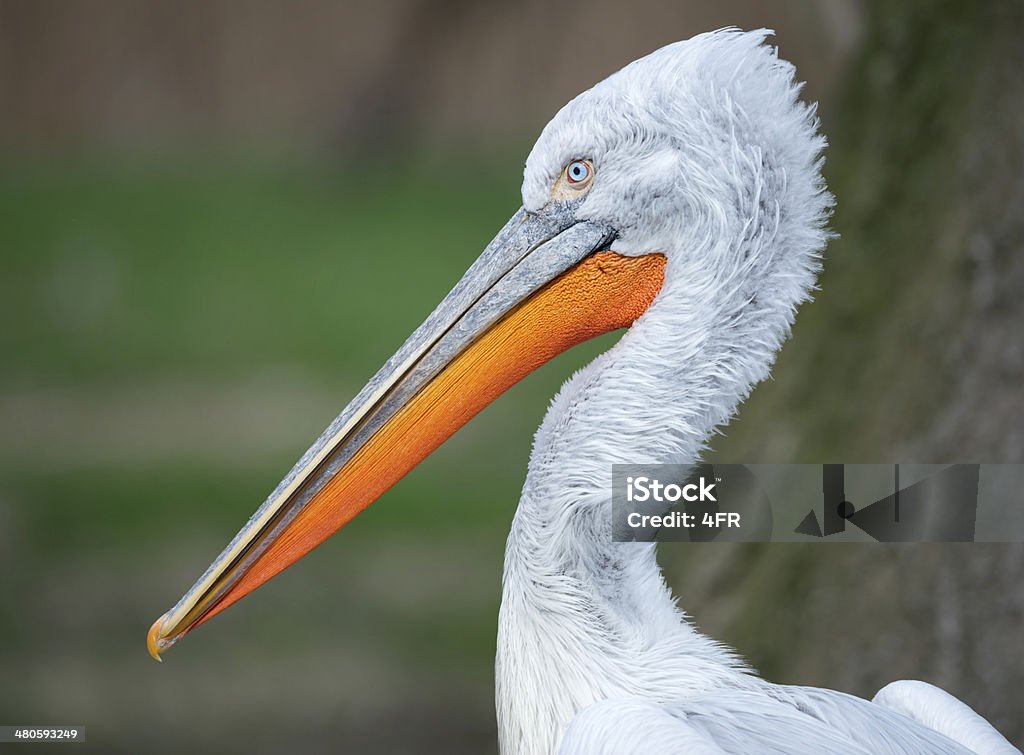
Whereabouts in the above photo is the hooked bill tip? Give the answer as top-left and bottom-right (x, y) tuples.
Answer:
(147, 614), (168, 662)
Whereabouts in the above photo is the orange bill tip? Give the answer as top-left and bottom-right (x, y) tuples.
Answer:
(147, 614), (167, 662)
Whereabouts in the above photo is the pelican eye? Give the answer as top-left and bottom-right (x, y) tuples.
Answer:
(565, 159), (593, 188)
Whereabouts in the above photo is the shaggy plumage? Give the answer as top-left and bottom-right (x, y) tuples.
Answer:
(495, 29), (1017, 755)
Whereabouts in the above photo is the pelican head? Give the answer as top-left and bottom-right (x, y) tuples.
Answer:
(148, 28), (830, 661)
(523, 27), (829, 354)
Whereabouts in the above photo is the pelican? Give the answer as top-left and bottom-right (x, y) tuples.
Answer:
(148, 29), (1018, 754)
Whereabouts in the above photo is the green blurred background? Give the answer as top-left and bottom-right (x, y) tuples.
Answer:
(1, 1), (1022, 752)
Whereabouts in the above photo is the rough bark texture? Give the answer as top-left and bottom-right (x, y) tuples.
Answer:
(664, 0), (1024, 744)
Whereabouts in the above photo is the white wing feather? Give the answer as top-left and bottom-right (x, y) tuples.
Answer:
(559, 699), (724, 755)
(873, 680), (1020, 755)
(560, 682), (1019, 755)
